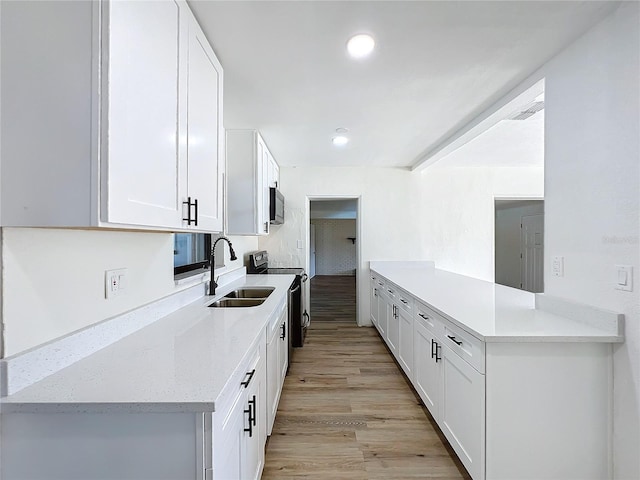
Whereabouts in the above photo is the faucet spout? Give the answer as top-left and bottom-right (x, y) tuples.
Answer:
(209, 236), (238, 296)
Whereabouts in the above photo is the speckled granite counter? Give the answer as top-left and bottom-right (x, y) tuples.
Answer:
(1, 274), (294, 413)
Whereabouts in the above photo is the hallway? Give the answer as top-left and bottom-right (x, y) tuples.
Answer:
(262, 320), (470, 479)
(310, 275), (357, 322)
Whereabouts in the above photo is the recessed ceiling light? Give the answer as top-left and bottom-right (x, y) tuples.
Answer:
(332, 136), (349, 146)
(347, 34), (375, 59)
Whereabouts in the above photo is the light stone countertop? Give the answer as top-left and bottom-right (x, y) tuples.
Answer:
(370, 263), (623, 343)
(1, 274), (295, 413)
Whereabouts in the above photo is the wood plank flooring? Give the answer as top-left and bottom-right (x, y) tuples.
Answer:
(263, 320), (471, 479)
(310, 275), (357, 322)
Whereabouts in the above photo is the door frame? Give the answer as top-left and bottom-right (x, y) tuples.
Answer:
(306, 195), (362, 325)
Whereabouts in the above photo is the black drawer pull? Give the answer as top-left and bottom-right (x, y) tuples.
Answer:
(280, 322), (286, 340)
(431, 339), (441, 362)
(447, 335), (463, 346)
(400, 298), (408, 304)
(418, 313), (428, 320)
(244, 395), (257, 436)
(241, 369), (256, 388)
(249, 395), (257, 427)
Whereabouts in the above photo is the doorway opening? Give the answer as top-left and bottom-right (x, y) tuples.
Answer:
(495, 199), (544, 292)
(308, 198), (359, 324)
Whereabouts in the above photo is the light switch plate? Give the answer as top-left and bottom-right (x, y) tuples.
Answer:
(615, 265), (633, 291)
(552, 256), (564, 277)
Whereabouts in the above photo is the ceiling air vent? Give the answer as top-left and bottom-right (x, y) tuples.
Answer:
(507, 101), (545, 121)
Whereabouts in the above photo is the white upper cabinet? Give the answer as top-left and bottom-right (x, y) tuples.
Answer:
(226, 130), (279, 236)
(0, 0), (224, 233)
(106, 0), (184, 228)
(184, 11), (225, 232)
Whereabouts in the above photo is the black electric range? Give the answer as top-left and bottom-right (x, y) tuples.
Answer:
(247, 251), (309, 352)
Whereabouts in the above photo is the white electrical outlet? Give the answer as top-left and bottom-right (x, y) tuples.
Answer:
(105, 268), (128, 299)
(552, 256), (564, 277)
(615, 265), (633, 292)
(297, 240), (303, 249)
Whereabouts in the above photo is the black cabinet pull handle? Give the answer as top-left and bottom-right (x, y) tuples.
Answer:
(249, 395), (257, 426)
(244, 407), (253, 437)
(400, 299), (408, 304)
(447, 335), (463, 346)
(418, 313), (428, 320)
(244, 395), (257, 436)
(431, 339), (441, 362)
(193, 198), (198, 226)
(241, 369), (256, 388)
(280, 322), (286, 340)
(182, 197), (198, 225)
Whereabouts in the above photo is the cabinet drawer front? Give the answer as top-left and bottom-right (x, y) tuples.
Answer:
(415, 303), (444, 337)
(267, 297), (287, 338)
(216, 341), (263, 420)
(396, 289), (413, 313)
(443, 322), (484, 374)
(384, 284), (398, 300)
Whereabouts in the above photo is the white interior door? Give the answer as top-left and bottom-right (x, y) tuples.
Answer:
(521, 214), (544, 293)
(309, 224), (316, 278)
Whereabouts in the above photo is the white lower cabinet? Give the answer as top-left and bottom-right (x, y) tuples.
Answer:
(414, 316), (440, 415)
(213, 334), (266, 480)
(440, 343), (485, 480)
(266, 299), (288, 435)
(370, 275), (379, 327)
(413, 303), (484, 480)
(396, 292), (414, 380)
(373, 272), (613, 480)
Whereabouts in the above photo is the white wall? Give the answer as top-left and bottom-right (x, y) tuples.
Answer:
(495, 201), (545, 288)
(1, 229), (257, 356)
(541, 3), (639, 478)
(419, 166), (544, 281)
(311, 219), (356, 275)
(258, 165), (542, 325)
(258, 167), (426, 325)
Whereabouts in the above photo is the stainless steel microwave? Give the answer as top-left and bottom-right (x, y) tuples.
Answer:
(269, 187), (284, 224)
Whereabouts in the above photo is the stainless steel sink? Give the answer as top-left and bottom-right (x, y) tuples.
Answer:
(208, 298), (266, 308)
(223, 287), (274, 299)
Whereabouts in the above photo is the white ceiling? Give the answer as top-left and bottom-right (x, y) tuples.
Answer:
(189, 1), (617, 168)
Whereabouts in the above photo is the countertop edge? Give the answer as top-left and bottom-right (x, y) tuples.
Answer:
(371, 266), (624, 343)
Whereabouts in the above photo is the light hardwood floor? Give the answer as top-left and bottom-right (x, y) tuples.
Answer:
(310, 275), (357, 323)
(263, 320), (471, 479)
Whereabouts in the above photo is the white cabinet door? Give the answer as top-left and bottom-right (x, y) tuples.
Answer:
(440, 344), (485, 480)
(386, 303), (399, 355)
(278, 311), (289, 383)
(260, 138), (271, 235)
(106, 0), (184, 228)
(376, 291), (388, 338)
(266, 325), (279, 436)
(397, 307), (414, 380)
(241, 365), (264, 480)
(214, 395), (243, 480)
(370, 279), (379, 327)
(413, 319), (441, 418)
(185, 14), (224, 232)
(227, 130), (278, 236)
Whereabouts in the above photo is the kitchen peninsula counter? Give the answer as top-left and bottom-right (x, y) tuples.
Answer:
(370, 261), (623, 343)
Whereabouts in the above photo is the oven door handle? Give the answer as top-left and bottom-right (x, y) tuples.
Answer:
(289, 284), (301, 294)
